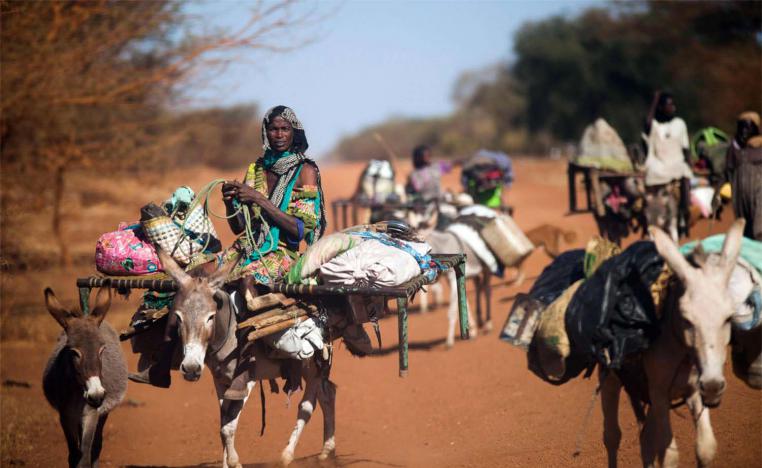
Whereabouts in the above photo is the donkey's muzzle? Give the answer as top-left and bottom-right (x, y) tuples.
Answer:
(180, 362), (202, 381)
(84, 377), (106, 408)
(699, 379), (726, 407)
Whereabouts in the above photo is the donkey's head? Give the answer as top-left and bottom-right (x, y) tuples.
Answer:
(651, 219), (745, 407)
(45, 286), (112, 408)
(644, 186), (678, 241)
(159, 250), (233, 382)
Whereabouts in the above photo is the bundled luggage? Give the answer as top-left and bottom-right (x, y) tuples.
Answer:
(461, 151), (512, 204)
(95, 186), (221, 275)
(287, 224), (435, 288)
(95, 223), (161, 275)
(574, 118), (633, 173)
(446, 205), (533, 274)
(501, 238), (665, 384)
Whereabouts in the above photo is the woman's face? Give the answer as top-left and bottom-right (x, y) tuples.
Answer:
(266, 116), (294, 152)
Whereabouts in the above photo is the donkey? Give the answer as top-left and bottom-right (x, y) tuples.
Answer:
(422, 229), (481, 347)
(599, 219), (745, 468)
(156, 250), (336, 468)
(42, 286), (127, 468)
(643, 183), (680, 242)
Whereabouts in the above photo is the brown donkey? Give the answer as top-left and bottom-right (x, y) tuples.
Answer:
(42, 286), (127, 468)
(600, 220), (745, 468)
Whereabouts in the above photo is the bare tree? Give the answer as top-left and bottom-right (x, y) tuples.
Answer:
(0, 0), (319, 267)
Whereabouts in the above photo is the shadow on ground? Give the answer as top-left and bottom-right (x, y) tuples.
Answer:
(124, 452), (405, 467)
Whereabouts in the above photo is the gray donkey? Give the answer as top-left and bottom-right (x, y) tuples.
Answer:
(600, 219), (744, 468)
(43, 286), (127, 468)
(155, 250), (336, 468)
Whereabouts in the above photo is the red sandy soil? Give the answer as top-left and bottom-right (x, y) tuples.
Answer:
(1, 158), (760, 467)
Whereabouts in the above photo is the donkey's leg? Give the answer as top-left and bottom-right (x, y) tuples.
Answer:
(686, 390), (717, 467)
(640, 397), (677, 468)
(61, 410), (82, 468)
(513, 265), (526, 287)
(214, 377), (253, 468)
(600, 372), (623, 468)
(420, 288), (429, 314)
(91, 414), (107, 467)
(317, 378), (337, 461)
(483, 270), (493, 332)
(77, 405), (99, 468)
(281, 373), (320, 466)
(640, 376), (679, 468)
(432, 280), (444, 307)
(474, 276), (483, 330)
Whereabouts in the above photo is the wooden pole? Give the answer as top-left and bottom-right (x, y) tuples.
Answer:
(397, 296), (409, 377)
(247, 317), (304, 341)
(455, 257), (469, 340)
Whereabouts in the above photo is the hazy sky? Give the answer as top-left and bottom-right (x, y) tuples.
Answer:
(188, 1), (601, 158)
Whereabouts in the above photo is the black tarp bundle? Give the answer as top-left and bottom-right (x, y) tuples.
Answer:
(525, 241), (667, 385)
(565, 241), (666, 372)
(528, 249), (586, 305)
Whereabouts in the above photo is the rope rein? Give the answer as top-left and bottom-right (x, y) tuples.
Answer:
(171, 178), (277, 279)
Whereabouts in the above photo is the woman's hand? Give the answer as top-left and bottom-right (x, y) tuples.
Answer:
(222, 180), (240, 202)
(234, 184), (267, 207)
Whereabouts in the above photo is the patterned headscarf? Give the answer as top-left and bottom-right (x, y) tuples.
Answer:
(262, 105), (309, 154)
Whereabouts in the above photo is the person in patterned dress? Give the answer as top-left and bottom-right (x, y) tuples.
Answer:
(129, 106), (326, 393)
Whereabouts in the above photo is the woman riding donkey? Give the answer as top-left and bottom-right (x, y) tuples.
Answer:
(129, 106), (326, 400)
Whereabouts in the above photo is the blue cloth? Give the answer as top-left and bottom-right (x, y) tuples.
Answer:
(679, 235), (762, 273)
(285, 219), (305, 248)
(738, 288), (762, 331)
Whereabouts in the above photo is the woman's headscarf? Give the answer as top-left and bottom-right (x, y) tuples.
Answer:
(262, 105), (309, 154)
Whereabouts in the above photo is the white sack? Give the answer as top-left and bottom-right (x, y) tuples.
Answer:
(320, 239), (421, 287)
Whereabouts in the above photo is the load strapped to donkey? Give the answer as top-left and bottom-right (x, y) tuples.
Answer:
(78, 182), (469, 378)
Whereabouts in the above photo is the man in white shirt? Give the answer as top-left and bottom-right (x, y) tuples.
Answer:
(642, 91), (693, 237)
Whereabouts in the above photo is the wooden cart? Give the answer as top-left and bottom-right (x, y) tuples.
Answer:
(76, 253), (468, 377)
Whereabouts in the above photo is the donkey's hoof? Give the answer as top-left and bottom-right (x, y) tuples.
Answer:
(318, 449), (336, 461)
(482, 320), (493, 333)
(445, 339), (454, 350)
(280, 450), (294, 466)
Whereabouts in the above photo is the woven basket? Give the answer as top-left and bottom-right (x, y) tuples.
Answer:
(142, 216), (201, 266)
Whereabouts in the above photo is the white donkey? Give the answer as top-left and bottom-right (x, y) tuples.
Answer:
(157, 251), (336, 468)
(600, 219), (745, 468)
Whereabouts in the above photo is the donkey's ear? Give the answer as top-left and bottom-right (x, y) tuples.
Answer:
(720, 219), (745, 282)
(208, 254), (239, 291)
(650, 226), (694, 283)
(88, 286), (112, 326)
(44, 288), (80, 330)
(158, 249), (192, 289)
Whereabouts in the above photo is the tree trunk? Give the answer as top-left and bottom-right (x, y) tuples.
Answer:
(52, 165), (71, 267)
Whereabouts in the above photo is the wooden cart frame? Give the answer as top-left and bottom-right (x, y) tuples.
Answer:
(567, 162), (643, 216)
(76, 253), (469, 377)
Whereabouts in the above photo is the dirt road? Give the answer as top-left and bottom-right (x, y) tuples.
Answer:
(2, 159), (760, 467)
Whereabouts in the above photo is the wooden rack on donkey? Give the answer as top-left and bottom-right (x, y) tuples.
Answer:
(76, 253), (468, 377)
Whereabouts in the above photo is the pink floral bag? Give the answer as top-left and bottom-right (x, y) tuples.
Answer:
(95, 223), (161, 275)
